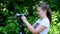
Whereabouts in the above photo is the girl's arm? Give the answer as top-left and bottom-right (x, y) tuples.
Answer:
(21, 16), (46, 34)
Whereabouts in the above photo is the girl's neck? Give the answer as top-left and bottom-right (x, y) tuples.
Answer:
(40, 15), (47, 20)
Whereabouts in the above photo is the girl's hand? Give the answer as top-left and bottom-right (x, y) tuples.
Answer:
(21, 15), (27, 23)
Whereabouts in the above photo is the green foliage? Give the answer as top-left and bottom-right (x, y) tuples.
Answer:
(0, 0), (60, 34)
(48, 11), (60, 34)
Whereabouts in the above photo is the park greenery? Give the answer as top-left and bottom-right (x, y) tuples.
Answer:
(0, 0), (60, 34)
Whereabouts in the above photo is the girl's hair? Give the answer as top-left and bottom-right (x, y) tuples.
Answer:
(38, 2), (52, 24)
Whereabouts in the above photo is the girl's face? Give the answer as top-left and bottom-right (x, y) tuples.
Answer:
(37, 7), (47, 18)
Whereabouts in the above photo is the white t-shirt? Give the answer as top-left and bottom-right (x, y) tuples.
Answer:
(33, 17), (50, 34)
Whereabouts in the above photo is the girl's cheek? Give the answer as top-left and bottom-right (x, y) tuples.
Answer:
(37, 11), (42, 17)
(39, 12), (44, 17)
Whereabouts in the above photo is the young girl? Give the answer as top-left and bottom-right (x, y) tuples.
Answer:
(21, 2), (52, 34)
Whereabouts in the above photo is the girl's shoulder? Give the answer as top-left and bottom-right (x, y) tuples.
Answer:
(40, 17), (50, 27)
(41, 17), (50, 23)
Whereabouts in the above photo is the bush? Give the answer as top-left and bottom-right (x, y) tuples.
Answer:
(0, 0), (60, 34)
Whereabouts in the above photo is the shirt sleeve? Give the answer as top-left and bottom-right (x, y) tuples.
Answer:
(33, 19), (40, 26)
(40, 18), (50, 28)
(33, 19), (40, 29)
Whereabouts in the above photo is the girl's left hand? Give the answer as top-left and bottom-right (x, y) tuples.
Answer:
(21, 15), (27, 23)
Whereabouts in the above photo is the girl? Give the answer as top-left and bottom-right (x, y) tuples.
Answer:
(21, 2), (52, 34)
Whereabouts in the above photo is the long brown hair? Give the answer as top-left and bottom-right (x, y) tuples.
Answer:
(38, 2), (52, 24)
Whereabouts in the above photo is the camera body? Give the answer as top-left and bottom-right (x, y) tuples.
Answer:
(15, 13), (28, 25)
(15, 13), (28, 18)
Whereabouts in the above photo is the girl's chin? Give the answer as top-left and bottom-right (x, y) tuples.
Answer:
(38, 16), (42, 18)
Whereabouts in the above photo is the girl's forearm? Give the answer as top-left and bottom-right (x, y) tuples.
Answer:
(24, 21), (35, 33)
(23, 20), (38, 33)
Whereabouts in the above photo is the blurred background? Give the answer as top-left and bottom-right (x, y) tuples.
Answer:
(0, 0), (60, 34)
